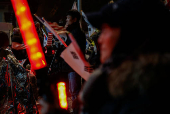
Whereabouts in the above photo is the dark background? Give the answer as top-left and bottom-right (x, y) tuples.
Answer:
(27, 0), (112, 21)
(0, 0), (113, 20)
(0, 0), (115, 31)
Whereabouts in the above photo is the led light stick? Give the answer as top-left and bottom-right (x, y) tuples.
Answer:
(57, 82), (68, 109)
(11, 0), (47, 70)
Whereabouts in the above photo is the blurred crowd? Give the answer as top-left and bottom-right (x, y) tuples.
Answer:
(1, 0), (170, 114)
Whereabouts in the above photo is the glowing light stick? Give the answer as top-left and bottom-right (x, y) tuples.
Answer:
(11, 0), (47, 70)
(57, 82), (68, 109)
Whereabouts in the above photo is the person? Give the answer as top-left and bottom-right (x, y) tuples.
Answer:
(65, 9), (86, 114)
(0, 31), (9, 111)
(79, 0), (170, 114)
(0, 31), (36, 113)
(65, 9), (86, 55)
(11, 28), (28, 67)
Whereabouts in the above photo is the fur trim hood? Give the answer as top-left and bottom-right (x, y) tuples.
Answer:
(107, 53), (170, 97)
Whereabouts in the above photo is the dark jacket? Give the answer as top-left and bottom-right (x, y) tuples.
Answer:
(11, 35), (27, 60)
(79, 54), (170, 114)
(66, 22), (86, 55)
(62, 23), (86, 72)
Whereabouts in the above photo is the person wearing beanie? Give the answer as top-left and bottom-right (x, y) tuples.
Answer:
(79, 0), (170, 114)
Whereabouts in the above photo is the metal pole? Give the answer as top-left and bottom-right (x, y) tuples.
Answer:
(77, 0), (82, 12)
(77, 0), (82, 28)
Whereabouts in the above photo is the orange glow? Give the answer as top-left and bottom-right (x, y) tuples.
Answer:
(20, 6), (26, 12)
(31, 52), (43, 60)
(57, 82), (68, 110)
(21, 19), (28, 24)
(27, 38), (37, 45)
(31, 54), (37, 60)
(21, 21), (31, 30)
(36, 63), (41, 68)
(11, 0), (47, 70)
(30, 47), (37, 53)
(36, 52), (42, 58)
(25, 32), (34, 38)
(16, 11), (20, 15)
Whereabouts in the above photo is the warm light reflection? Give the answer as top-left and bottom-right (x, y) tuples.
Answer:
(42, 60), (46, 65)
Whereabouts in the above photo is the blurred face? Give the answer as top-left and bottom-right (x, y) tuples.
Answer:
(98, 23), (121, 63)
(65, 15), (76, 28)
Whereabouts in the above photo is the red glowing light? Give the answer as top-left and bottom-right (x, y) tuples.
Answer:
(11, 0), (47, 70)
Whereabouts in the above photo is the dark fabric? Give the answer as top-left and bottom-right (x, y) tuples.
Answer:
(70, 26), (86, 55)
(11, 35), (28, 60)
(86, 0), (168, 29)
(87, 51), (100, 69)
(63, 23), (86, 72)
(80, 69), (111, 114)
(68, 72), (81, 100)
(80, 54), (170, 114)
(80, 69), (170, 114)
(11, 35), (23, 44)
(0, 31), (9, 48)
(0, 48), (9, 61)
(12, 49), (27, 60)
(66, 22), (86, 114)
(66, 23), (86, 55)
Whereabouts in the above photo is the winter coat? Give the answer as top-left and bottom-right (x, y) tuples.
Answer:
(79, 53), (170, 114)
(66, 23), (86, 55)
